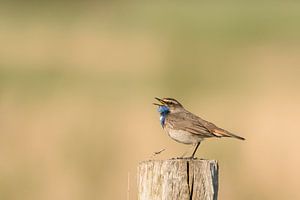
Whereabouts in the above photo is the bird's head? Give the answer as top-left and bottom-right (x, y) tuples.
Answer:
(153, 97), (184, 113)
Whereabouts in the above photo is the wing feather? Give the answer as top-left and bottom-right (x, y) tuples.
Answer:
(166, 112), (216, 138)
(165, 110), (245, 140)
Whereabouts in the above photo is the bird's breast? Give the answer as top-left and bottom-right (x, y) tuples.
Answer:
(164, 127), (203, 144)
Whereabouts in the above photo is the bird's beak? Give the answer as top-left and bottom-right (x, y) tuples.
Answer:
(153, 97), (164, 106)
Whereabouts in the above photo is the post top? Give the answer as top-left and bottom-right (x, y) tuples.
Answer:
(139, 158), (218, 165)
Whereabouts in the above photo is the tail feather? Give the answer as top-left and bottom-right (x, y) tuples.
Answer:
(225, 132), (245, 140)
(213, 129), (245, 140)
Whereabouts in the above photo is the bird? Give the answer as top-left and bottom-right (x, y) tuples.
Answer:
(153, 97), (245, 158)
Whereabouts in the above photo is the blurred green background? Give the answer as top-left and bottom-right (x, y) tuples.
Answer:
(1, 1), (300, 200)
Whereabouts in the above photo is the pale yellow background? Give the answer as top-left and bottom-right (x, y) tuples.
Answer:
(1, 1), (300, 200)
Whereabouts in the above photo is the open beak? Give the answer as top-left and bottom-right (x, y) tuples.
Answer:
(153, 97), (165, 106)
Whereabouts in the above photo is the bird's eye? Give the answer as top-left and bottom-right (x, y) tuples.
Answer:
(167, 101), (174, 105)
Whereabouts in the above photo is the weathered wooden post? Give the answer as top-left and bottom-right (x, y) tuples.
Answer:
(137, 159), (218, 200)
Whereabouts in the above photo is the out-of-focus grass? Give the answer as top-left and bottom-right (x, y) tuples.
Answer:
(0, 1), (300, 200)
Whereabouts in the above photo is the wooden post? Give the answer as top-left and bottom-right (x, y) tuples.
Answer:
(137, 159), (218, 200)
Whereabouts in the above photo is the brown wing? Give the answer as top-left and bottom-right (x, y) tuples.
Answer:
(166, 111), (245, 140)
(196, 114), (245, 140)
(165, 112), (217, 138)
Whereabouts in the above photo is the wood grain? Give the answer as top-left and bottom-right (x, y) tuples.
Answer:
(138, 159), (218, 200)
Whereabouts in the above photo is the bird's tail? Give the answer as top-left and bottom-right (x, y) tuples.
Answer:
(213, 128), (245, 140)
(225, 132), (245, 140)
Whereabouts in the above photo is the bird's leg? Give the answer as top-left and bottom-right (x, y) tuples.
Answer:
(190, 142), (201, 159)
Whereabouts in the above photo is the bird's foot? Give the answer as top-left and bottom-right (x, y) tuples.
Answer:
(184, 156), (197, 160)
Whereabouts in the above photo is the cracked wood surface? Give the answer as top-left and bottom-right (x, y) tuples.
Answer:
(138, 159), (218, 200)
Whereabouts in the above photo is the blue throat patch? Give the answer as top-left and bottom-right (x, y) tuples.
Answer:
(157, 105), (170, 127)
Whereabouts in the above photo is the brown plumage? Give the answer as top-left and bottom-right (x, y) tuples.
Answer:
(154, 97), (245, 158)
(166, 110), (245, 140)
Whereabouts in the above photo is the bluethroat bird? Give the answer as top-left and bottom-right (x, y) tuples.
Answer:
(154, 97), (245, 158)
